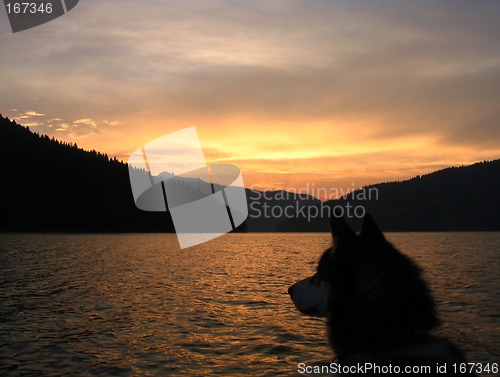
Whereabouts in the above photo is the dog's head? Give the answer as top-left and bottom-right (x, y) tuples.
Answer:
(288, 212), (440, 351)
(288, 212), (381, 317)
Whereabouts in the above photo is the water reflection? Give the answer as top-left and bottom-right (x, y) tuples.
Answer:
(0, 232), (498, 376)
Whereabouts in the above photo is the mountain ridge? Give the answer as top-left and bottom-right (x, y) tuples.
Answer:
(1, 114), (498, 232)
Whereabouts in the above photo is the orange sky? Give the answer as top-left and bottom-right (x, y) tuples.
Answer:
(1, 1), (499, 198)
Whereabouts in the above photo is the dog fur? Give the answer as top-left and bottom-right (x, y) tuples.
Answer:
(288, 213), (476, 375)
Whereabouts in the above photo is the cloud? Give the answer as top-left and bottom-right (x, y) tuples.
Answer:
(55, 123), (69, 132)
(103, 120), (125, 127)
(1, 0), (499, 187)
(22, 122), (41, 127)
(10, 109), (102, 140)
(19, 110), (46, 119)
(73, 118), (97, 127)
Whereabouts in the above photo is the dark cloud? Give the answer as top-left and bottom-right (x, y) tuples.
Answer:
(1, 0), (499, 155)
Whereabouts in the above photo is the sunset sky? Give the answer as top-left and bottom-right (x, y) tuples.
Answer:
(1, 1), (499, 198)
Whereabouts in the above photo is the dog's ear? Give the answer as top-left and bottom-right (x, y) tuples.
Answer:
(360, 213), (385, 242)
(330, 208), (355, 243)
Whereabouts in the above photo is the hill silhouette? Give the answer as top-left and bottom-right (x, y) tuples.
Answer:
(2, 114), (499, 232)
(276, 159), (500, 232)
(339, 159), (500, 231)
(0, 115), (175, 232)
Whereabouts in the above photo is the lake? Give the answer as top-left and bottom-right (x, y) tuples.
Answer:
(0, 233), (498, 376)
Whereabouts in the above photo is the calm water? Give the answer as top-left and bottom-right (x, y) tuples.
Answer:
(0, 233), (498, 376)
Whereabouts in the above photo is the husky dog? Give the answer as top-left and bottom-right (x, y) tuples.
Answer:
(288, 213), (476, 375)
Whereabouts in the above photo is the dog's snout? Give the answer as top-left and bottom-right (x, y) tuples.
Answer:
(288, 283), (296, 296)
